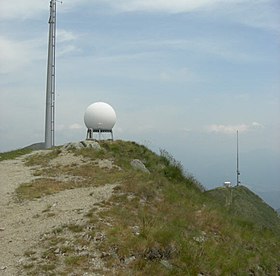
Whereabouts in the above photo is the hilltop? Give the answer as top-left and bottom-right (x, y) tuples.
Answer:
(206, 185), (280, 235)
(0, 140), (279, 275)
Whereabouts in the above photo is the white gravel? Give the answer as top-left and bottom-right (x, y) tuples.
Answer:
(0, 152), (117, 275)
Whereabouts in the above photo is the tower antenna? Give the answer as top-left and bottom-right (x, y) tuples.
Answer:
(44, 0), (57, 148)
(236, 130), (241, 186)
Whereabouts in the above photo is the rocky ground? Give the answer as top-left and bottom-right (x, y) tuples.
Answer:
(0, 146), (118, 275)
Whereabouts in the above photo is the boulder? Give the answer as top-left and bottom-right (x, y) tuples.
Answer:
(130, 159), (150, 174)
(63, 141), (101, 151)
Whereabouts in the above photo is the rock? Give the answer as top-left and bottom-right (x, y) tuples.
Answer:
(160, 260), (173, 270)
(17, 257), (26, 264)
(63, 142), (85, 150)
(192, 231), (207, 243)
(98, 159), (113, 169)
(1, 266), (7, 270)
(131, 225), (140, 236)
(79, 250), (90, 257)
(90, 257), (105, 269)
(139, 198), (147, 205)
(63, 140), (101, 151)
(127, 194), (136, 201)
(81, 140), (101, 150)
(101, 252), (110, 258)
(130, 159), (150, 174)
(94, 232), (105, 242)
(124, 255), (136, 265)
(145, 248), (162, 260)
(0, 227), (5, 231)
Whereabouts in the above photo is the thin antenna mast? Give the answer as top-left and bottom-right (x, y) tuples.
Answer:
(236, 130), (240, 186)
(44, 0), (57, 148)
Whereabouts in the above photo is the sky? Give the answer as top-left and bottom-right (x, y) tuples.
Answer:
(0, 0), (279, 208)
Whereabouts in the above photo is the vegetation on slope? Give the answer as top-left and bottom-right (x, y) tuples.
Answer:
(6, 140), (280, 275)
(206, 185), (280, 235)
(0, 148), (32, 161)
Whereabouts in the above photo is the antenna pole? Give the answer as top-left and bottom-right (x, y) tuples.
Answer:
(236, 130), (240, 186)
(45, 0), (57, 148)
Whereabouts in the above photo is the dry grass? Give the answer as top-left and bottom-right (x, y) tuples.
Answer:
(24, 148), (61, 166)
(15, 178), (79, 201)
(17, 141), (280, 275)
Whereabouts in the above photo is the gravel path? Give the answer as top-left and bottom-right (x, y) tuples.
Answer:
(0, 152), (116, 275)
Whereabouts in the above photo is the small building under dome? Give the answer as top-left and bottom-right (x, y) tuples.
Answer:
(84, 102), (117, 140)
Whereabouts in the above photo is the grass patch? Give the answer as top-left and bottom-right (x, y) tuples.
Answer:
(67, 223), (84, 233)
(15, 178), (79, 201)
(39, 263), (56, 271)
(22, 263), (34, 269)
(24, 148), (62, 166)
(24, 250), (36, 257)
(0, 148), (32, 161)
(92, 170), (280, 274)
(64, 255), (88, 267)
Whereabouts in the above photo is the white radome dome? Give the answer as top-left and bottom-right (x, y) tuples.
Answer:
(84, 102), (116, 130)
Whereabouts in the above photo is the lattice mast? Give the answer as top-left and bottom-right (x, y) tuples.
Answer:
(236, 130), (241, 186)
(44, 0), (57, 148)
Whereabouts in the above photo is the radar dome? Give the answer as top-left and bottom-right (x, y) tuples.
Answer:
(84, 102), (116, 130)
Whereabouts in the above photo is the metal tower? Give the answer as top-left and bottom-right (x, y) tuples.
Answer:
(45, 0), (57, 148)
(236, 130), (241, 186)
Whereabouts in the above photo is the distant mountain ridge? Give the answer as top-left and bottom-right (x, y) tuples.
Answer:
(206, 185), (280, 235)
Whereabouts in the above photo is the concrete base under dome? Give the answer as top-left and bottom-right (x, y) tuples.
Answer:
(86, 128), (114, 141)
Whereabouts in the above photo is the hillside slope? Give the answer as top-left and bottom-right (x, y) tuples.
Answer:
(0, 140), (280, 275)
(206, 185), (280, 235)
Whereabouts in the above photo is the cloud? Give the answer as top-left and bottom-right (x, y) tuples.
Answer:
(126, 38), (263, 64)
(69, 123), (83, 130)
(0, 0), (84, 20)
(104, 0), (220, 13)
(56, 123), (83, 131)
(56, 124), (66, 131)
(57, 29), (77, 42)
(0, 0), (255, 20)
(0, 28), (79, 74)
(206, 122), (264, 134)
(0, 37), (28, 74)
(2, 0), (278, 37)
(90, 0), (280, 36)
(252, 122), (264, 129)
(98, 0), (276, 15)
(0, 0), (47, 20)
(0, 36), (44, 74)
(180, 127), (192, 133)
(56, 29), (82, 57)
(159, 67), (197, 82)
(223, 1), (280, 33)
